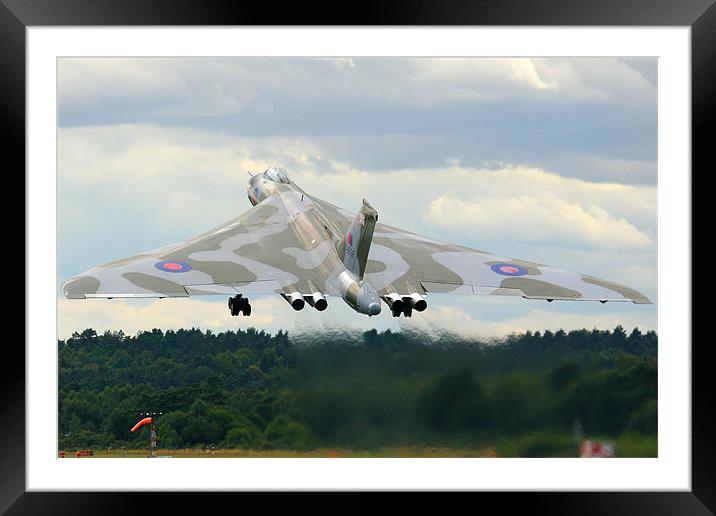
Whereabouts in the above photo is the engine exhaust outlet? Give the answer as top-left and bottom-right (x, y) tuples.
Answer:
(381, 293), (404, 313)
(307, 292), (328, 311)
(404, 292), (427, 312)
(283, 292), (305, 311)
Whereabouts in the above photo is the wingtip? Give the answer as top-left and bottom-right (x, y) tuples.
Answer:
(61, 275), (100, 299)
(631, 289), (653, 305)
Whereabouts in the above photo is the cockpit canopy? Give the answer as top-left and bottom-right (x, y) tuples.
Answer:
(264, 166), (291, 184)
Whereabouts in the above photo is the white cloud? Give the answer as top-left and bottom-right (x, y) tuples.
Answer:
(409, 58), (558, 104)
(416, 303), (657, 339)
(58, 294), (412, 341)
(57, 295), (656, 342)
(58, 126), (330, 247)
(58, 126), (656, 245)
(538, 58), (657, 105)
(58, 296), (281, 341)
(294, 164), (656, 248)
(318, 57), (356, 68)
(426, 193), (651, 250)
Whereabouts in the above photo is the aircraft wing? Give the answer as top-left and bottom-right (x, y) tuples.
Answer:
(363, 223), (652, 304)
(62, 194), (337, 299)
(64, 188), (652, 305)
(303, 194), (650, 304)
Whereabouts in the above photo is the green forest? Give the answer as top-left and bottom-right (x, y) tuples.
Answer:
(58, 325), (657, 457)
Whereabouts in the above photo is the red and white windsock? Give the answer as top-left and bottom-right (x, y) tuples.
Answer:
(130, 417), (153, 433)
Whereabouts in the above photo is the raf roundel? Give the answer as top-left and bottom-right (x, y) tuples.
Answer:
(154, 260), (192, 273)
(490, 263), (528, 276)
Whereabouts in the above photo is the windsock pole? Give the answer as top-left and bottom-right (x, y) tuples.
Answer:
(150, 423), (157, 458)
(131, 411), (163, 458)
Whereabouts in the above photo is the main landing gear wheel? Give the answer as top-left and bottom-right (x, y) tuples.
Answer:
(228, 294), (251, 316)
(391, 305), (413, 318)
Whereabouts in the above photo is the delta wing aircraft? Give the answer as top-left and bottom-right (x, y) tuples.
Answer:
(62, 166), (652, 317)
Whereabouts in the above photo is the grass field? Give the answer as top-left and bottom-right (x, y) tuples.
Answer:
(60, 433), (656, 459)
(60, 435), (656, 458)
(61, 446), (503, 458)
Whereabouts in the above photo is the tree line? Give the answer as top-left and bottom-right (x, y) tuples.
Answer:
(59, 325), (657, 456)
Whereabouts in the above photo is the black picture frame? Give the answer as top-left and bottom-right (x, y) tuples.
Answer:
(5, 0), (710, 513)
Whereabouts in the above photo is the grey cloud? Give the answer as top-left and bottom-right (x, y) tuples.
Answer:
(60, 100), (656, 185)
(618, 58), (658, 88)
(58, 58), (657, 185)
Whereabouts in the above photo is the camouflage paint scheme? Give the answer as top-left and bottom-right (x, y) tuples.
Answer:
(62, 167), (652, 316)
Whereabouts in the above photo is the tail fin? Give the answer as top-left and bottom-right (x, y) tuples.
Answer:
(340, 199), (378, 279)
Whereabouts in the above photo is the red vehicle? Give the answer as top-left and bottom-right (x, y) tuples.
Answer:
(75, 450), (94, 457)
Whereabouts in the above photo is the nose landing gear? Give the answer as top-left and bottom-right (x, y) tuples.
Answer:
(228, 294), (251, 316)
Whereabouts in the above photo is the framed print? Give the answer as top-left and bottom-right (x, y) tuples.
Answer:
(5, 0), (712, 512)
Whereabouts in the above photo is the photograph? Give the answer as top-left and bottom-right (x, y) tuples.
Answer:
(57, 56), (658, 459)
(0, 0), (708, 505)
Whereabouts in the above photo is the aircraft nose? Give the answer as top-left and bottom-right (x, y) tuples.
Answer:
(368, 302), (381, 315)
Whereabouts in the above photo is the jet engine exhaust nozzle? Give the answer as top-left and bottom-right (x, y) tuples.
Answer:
(307, 292), (328, 311)
(283, 292), (305, 311)
(382, 293), (404, 312)
(405, 292), (427, 312)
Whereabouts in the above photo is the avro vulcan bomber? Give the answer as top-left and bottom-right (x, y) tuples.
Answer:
(63, 166), (651, 318)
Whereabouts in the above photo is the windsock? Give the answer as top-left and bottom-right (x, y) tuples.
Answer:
(131, 417), (153, 433)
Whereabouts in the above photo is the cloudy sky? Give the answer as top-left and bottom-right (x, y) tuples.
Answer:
(57, 57), (657, 340)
